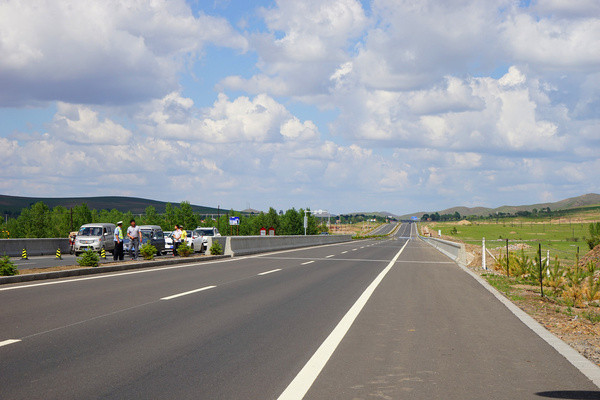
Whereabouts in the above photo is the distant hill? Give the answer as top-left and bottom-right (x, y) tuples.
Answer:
(400, 193), (600, 219)
(342, 211), (400, 219)
(0, 194), (223, 216)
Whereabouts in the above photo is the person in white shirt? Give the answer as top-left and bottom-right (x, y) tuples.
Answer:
(172, 224), (182, 256)
(127, 219), (142, 260)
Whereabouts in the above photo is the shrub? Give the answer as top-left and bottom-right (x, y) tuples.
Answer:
(177, 241), (193, 257)
(450, 227), (458, 235)
(209, 240), (223, 255)
(0, 256), (19, 276)
(587, 222), (600, 250)
(77, 249), (99, 267)
(140, 243), (157, 260)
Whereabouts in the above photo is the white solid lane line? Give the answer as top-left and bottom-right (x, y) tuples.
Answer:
(325, 255), (334, 258)
(258, 269), (282, 276)
(301, 261), (315, 265)
(277, 239), (410, 400)
(0, 339), (21, 347)
(160, 285), (216, 301)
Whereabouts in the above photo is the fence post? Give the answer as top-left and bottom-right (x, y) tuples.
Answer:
(482, 237), (487, 270)
(538, 243), (544, 297)
(506, 238), (510, 277)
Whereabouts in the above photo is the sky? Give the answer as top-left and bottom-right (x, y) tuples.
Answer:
(1, 0), (599, 215)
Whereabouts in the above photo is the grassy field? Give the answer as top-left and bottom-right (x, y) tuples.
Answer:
(424, 218), (596, 265)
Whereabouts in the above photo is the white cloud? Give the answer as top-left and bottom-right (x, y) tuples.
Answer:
(220, 0), (367, 97)
(501, 12), (600, 70)
(50, 103), (133, 145)
(0, 0), (247, 106)
(140, 92), (320, 143)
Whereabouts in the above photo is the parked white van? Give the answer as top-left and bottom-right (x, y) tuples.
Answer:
(74, 223), (116, 255)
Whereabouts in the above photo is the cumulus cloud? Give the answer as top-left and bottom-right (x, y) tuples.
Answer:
(49, 103), (133, 145)
(501, 12), (600, 70)
(2, 0), (600, 213)
(140, 92), (320, 143)
(220, 0), (367, 97)
(0, 0), (247, 106)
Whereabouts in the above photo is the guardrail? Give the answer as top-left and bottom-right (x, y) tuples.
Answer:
(0, 238), (70, 257)
(207, 234), (353, 256)
(419, 236), (468, 266)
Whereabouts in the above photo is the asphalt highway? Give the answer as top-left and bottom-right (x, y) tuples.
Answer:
(1, 223), (598, 399)
(367, 222), (398, 236)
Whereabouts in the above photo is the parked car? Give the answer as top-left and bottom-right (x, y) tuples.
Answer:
(184, 230), (204, 253)
(163, 231), (173, 253)
(124, 225), (165, 256)
(194, 227), (221, 253)
(74, 223), (116, 255)
(141, 225), (166, 255)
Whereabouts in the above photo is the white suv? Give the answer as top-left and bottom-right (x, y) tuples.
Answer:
(194, 227), (221, 252)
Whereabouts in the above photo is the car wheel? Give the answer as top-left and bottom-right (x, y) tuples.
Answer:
(190, 244), (194, 252)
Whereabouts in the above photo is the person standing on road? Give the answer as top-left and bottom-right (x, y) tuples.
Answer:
(113, 221), (124, 261)
(172, 224), (182, 256)
(127, 219), (142, 260)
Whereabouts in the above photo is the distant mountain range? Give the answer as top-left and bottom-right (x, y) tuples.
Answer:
(0, 195), (223, 216)
(399, 193), (600, 219)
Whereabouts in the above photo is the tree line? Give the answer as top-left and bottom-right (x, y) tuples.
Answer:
(0, 201), (329, 238)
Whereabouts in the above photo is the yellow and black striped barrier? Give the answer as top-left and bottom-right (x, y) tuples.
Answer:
(21, 248), (28, 259)
(56, 248), (62, 260)
(100, 248), (106, 259)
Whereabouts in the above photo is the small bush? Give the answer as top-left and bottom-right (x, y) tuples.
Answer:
(449, 227), (458, 235)
(0, 256), (19, 276)
(177, 241), (193, 257)
(209, 241), (223, 255)
(140, 243), (157, 260)
(77, 249), (99, 267)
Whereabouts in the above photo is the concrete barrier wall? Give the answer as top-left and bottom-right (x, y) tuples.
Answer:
(420, 236), (468, 266)
(207, 235), (353, 256)
(0, 238), (70, 257)
(2, 234), (354, 258)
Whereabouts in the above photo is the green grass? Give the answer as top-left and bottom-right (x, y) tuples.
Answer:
(428, 219), (594, 265)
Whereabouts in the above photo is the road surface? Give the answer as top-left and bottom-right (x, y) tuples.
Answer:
(1, 223), (597, 399)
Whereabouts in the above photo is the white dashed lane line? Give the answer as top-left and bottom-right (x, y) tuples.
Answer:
(325, 255), (334, 258)
(341, 251), (348, 254)
(301, 261), (315, 265)
(257, 269), (282, 276)
(160, 286), (217, 301)
(0, 339), (21, 347)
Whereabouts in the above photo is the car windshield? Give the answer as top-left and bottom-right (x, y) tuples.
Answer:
(196, 229), (214, 236)
(163, 232), (171, 238)
(141, 230), (152, 240)
(78, 227), (103, 236)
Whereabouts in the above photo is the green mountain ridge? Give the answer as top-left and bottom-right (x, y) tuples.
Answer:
(0, 194), (223, 216)
(399, 193), (600, 219)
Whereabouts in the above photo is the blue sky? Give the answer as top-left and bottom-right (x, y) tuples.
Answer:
(1, 0), (599, 214)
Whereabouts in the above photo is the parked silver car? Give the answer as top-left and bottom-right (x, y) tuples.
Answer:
(74, 223), (116, 255)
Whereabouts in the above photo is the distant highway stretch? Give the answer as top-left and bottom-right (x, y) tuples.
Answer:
(366, 222), (398, 236)
(1, 223), (597, 399)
